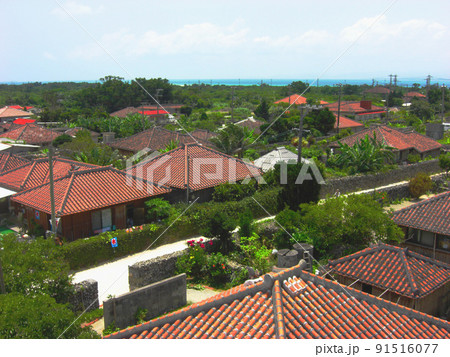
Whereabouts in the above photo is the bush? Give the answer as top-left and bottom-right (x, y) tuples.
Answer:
(238, 209), (254, 238)
(145, 198), (172, 222)
(439, 152), (450, 176)
(205, 253), (230, 287)
(175, 239), (209, 281)
(407, 154), (421, 164)
(212, 180), (257, 202)
(409, 172), (432, 199)
(239, 233), (272, 274)
(201, 210), (237, 253)
(273, 208), (302, 249)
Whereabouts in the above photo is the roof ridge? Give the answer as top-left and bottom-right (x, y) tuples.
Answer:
(394, 190), (450, 214)
(272, 280), (286, 339)
(328, 245), (380, 267)
(57, 171), (77, 215)
(297, 269), (450, 332)
(20, 160), (37, 190)
(106, 263), (308, 339)
(399, 248), (421, 297)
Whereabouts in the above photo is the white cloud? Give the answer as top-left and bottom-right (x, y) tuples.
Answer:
(52, 1), (95, 18)
(43, 52), (56, 61)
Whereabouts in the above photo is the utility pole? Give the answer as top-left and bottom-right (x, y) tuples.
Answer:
(231, 87), (235, 122)
(336, 84), (342, 137)
(297, 107), (306, 164)
(442, 85), (446, 123)
(48, 146), (56, 235)
(0, 248), (6, 294)
(426, 75), (432, 99)
(394, 74), (397, 88)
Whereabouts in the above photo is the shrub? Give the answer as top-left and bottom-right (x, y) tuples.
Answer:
(212, 180), (257, 202)
(238, 209), (254, 238)
(239, 233), (272, 274)
(439, 152), (450, 176)
(273, 208), (302, 249)
(175, 239), (208, 281)
(201, 210), (237, 253)
(409, 172), (432, 199)
(205, 253), (230, 287)
(407, 154), (421, 164)
(145, 198), (172, 222)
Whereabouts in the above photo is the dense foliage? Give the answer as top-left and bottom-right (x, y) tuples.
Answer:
(409, 172), (432, 199)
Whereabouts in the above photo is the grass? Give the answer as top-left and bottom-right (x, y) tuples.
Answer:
(0, 226), (15, 236)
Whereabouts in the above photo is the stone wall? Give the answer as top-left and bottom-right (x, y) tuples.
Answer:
(129, 250), (186, 291)
(320, 160), (442, 198)
(103, 274), (187, 329)
(69, 279), (99, 312)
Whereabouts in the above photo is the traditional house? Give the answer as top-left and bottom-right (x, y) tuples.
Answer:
(0, 123), (62, 146)
(253, 146), (306, 173)
(332, 114), (364, 133)
(129, 143), (262, 203)
(324, 100), (384, 121)
(0, 153), (30, 174)
(65, 127), (100, 142)
(104, 263), (450, 339)
(330, 125), (442, 162)
(10, 166), (171, 241)
(235, 117), (264, 135)
(109, 127), (214, 156)
(0, 157), (99, 192)
(327, 243), (450, 317)
(392, 191), (450, 264)
(274, 94), (328, 106)
(404, 91), (427, 103)
(0, 106), (34, 122)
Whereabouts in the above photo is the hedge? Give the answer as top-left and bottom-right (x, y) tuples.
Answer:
(60, 187), (282, 271)
(61, 218), (199, 271)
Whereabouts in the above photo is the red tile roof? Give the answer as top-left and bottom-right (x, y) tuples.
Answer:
(12, 118), (36, 125)
(7, 105), (34, 110)
(392, 191), (450, 236)
(129, 143), (262, 191)
(0, 124), (62, 145)
(109, 127), (214, 154)
(10, 166), (171, 216)
(190, 129), (216, 141)
(0, 153), (30, 174)
(0, 158), (99, 192)
(235, 117), (264, 134)
(275, 94), (327, 106)
(405, 92), (426, 98)
(365, 87), (391, 95)
(325, 101), (384, 113)
(328, 243), (450, 298)
(105, 263), (450, 339)
(138, 110), (169, 116)
(333, 114), (364, 129)
(331, 125), (442, 153)
(0, 106), (33, 119)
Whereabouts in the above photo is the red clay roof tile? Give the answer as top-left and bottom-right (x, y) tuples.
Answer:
(10, 166), (171, 216)
(0, 123), (61, 145)
(105, 263), (450, 339)
(328, 243), (450, 298)
(392, 191), (450, 236)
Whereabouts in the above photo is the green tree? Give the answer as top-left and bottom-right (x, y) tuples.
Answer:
(439, 152), (450, 176)
(52, 133), (73, 147)
(305, 108), (336, 135)
(299, 194), (403, 258)
(409, 172), (432, 199)
(201, 210), (237, 253)
(330, 134), (394, 174)
(0, 293), (98, 339)
(264, 161), (323, 210)
(254, 98), (270, 121)
(410, 97), (434, 121)
(0, 235), (73, 302)
(145, 198), (172, 222)
(210, 124), (254, 157)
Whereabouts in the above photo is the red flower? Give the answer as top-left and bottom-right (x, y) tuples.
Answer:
(200, 244), (205, 249)
(209, 241), (213, 246)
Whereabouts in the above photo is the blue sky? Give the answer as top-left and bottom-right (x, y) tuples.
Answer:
(1, 0), (449, 82)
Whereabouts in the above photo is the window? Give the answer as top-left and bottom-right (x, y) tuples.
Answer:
(419, 231), (434, 247)
(362, 283), (373, 295)
(92, 208), (112, 233)
(437, 235), (450, 252)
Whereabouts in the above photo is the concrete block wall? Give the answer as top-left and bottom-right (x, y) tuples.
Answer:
(104, 274), (187, 329)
